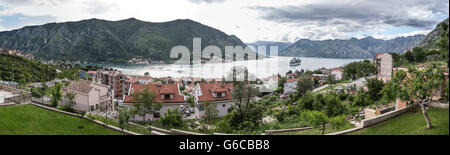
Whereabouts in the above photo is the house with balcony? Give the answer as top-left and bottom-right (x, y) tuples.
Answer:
(123, 83), (186, 121)
(330, 67), (344, 80)
(192, 83), (235, 118)
(62, 80), (113, 112)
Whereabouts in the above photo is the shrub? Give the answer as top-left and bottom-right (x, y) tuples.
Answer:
(160, 109), (184, 128)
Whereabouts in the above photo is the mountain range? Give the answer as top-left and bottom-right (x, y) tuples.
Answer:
(0, 18), (248, 63)
(0, 18), (448, 62)
(278, 35), (425, 59)
(419, 18), (449, 48)
(279, 18), (449, 59)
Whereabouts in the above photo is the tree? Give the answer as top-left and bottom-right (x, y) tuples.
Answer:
(301, 110), (347, 135)
(65, 92), (76, 111)
(79, 111), (86, 129)
(381, 70), (407, 104)
(436, 22), (449, 64)
(41, 82), (49, 104)
(50, 82), (62, 109)
(202, 102), (218, 124)
(343, 60), (377, 80)
(132, 86), (163, 126)
(229, 66), (258, 125)
(406, 63), (445, 128)
(296, 76), (314, 97)
(366, 78), (384, 100)
(217, 66), (263, 133)
(325, 74), (337, 91)
(301, 93), (347, 135)
(277, 77), (287, 88)
(404, 50), (414, 62)
(386, 63), (445, 129)
(186, 96), (195, 107)
(298, 91), (314, 110)
(412, 47), (425, 62)
(160, 109), (184, 128)
(322, 93), (345, 117)
(144, 72), (150, 76)
(119, 109), (131, 133)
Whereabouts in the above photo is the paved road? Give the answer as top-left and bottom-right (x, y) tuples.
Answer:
(345, 77), (367, 88)
(312, 84), (329, 92)
(312, 77), (367, 93)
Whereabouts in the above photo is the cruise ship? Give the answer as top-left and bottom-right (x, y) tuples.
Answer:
(289, 57), (301, 66)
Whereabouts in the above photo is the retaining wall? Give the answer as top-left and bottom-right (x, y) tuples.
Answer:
(169, 129), (207, 135)
(265, 126), (313, 135)
(361, 106), (411, 127)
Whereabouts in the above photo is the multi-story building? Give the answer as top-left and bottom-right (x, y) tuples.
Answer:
(375, 53), (393, 81)
(96, 70), (127, 100)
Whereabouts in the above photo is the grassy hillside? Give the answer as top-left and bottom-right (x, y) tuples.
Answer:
(348, 108), (449, 135)
(0, 53), (57, 84)
(0, 105), (121, 135)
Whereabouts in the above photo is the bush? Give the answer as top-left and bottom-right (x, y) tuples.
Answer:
(367, 78), (384, 100)
(337, 91), (348, 101)
(343, 60), (377, 80)
(160, 109), (184, 128)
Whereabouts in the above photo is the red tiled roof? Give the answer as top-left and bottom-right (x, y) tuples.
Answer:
(210, 85), (228, 93)
(160, 87), (174, 94)
(330, 67), (344, 72)
(124, 84), (185, 103)
(197, 83), (234, 102)
(376, 53), (385, 59)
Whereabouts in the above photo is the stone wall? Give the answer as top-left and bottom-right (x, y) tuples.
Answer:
(169, 129), (206, 135)
(361, 106), (411, 127)
(265, 127), (314, 135)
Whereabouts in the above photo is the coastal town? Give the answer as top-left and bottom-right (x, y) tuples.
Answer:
(1, 44), (448, 135)
(0, 0), (449, 138)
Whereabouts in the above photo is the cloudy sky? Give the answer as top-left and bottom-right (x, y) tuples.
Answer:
(0, 0), (448, 43)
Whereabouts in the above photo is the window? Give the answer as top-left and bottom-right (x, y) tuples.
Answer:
(164, 94), (170, 99)
(154, 112), (161, 118)
(216, 92), (225, 98)
(198, 104), (204, 111)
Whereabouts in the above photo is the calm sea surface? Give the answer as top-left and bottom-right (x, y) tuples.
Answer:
(101, 56), (364, 79)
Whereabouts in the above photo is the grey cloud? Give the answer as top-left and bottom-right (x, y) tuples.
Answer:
(251, 0), (448, 30)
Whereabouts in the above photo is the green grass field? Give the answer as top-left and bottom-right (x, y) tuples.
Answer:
(0, 105), (121, 135)
(349, 108), (449, 135)
(86, 114), (150, 135)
